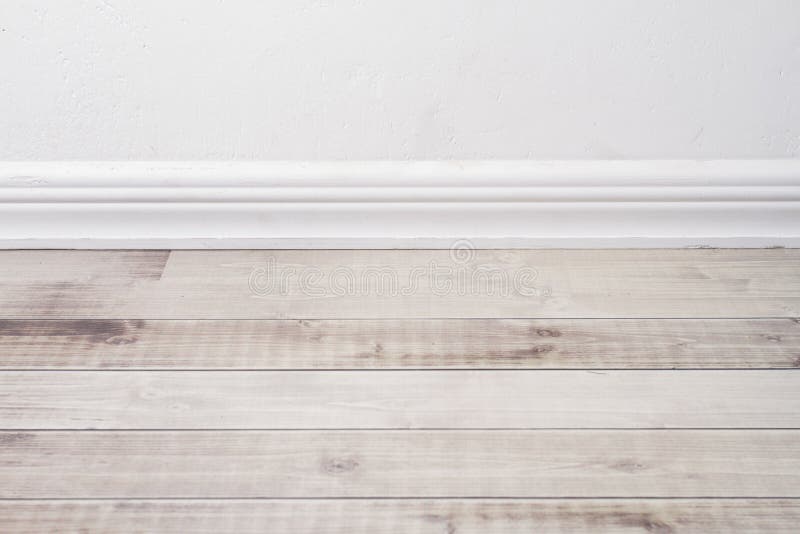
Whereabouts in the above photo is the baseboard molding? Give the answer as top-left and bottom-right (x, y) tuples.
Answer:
(1, 160), (799, 248)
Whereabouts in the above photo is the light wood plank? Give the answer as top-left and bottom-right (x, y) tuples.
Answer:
(2, 430), (798, 498)
(1, 249), (798, 318)
(2, 499), (799, 533)
(2, 318), (798, 369)
(1, 370), (799, 429)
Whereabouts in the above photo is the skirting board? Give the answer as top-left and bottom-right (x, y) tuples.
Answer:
(1, 160), (799, 249)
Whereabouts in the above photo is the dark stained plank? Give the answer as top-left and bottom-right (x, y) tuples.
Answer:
(1, 499), (799, 533)
(2, 370), (799, 429)
(1, 318), (798, 369)
(0, 250), (798, 318)
(2, 430), (798, 498)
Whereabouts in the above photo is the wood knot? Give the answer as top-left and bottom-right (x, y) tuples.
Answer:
(105, 335), (137, 345)
(536, 328), (561, 337)
(641, 518), (674, 533)
(610, 459), (647, 473)
(619, 513), (674, 533)
(321, 457), (360, 474)
(527, 345), (554, 355)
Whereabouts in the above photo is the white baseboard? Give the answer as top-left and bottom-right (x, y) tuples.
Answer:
(1, 160), (799, 249)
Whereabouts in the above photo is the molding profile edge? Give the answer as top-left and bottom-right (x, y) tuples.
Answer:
(1, 160), (798, 249)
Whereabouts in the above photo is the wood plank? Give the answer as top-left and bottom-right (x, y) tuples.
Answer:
(2, 499), (799, 533)
(1, 370), (799, 429)
(2, 430), (798, 498)
(2, 318), (798, 369)
(0, 249), (798, 318)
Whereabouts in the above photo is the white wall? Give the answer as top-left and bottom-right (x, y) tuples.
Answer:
(1, 0), (798, 160)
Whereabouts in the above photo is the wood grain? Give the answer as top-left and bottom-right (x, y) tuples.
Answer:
(1, 499), (799, 533)
(1, 318), (798, 369)
(1, 249), (798, 318)
(2, 370), (799, 429)
(2, 430), (798, 498)
(1, 249), (799, 530)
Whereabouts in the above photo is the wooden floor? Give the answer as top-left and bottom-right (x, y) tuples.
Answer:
(1, 249), (799, 533)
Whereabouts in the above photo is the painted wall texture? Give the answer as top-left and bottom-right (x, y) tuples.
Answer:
(1, 0), (798, 160)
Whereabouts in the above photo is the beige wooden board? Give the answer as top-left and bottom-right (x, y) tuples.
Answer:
(1, 318), (798, 369)
(1, 370), (799, 429)
(1, 250), (798, 318)
(2, 430), (799, 498)
(1, 499), (799, 533)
